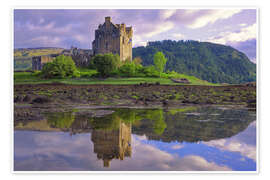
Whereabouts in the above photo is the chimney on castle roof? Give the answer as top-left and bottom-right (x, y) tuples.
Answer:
(105, 16), (111, 23)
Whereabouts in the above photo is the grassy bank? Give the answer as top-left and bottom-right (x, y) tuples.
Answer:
(14, 71), (217, 86)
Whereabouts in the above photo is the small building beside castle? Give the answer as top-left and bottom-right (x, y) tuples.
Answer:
(92, 16), (133, 61)
(32, 47), (93, 71)
(32, 54), (58, 71)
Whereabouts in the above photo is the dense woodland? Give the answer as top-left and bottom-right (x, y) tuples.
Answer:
(133, 40), (256, 84)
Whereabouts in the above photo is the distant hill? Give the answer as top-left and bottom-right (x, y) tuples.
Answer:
(133, 40), (256, 84)
(14, 47), (64, 58)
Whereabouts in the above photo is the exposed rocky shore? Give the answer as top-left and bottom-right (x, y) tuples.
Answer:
(14, 83), (256, 109)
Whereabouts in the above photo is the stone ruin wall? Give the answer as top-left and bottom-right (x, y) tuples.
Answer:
(32, 49), (93, 70)
(32, 55), (55, 71)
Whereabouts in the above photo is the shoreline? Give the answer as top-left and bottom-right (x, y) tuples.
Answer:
(14, 83), (256, 108)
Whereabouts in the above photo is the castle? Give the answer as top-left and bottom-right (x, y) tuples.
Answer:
(32, 16), (133, 70)
(92, 17), (133, 61)
(91, 121), (132, 167)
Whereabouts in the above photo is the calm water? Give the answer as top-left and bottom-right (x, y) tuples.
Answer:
(14, 106), (256, 171)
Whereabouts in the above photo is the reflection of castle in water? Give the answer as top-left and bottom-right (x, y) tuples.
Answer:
(91, 121), (132, 167)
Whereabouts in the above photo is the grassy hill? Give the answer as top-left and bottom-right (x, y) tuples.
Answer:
(133, 40), (256, 84)
(14, 47), (64, 58)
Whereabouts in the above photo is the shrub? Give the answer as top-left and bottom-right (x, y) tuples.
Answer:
(165, 71), (183, 78)
(41, 55), (79, 78)
(118, 61), (136, 77)
(92, 53), (120, 77)
(141, 65), (160, 77)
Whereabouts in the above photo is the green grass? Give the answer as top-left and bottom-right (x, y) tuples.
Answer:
(14, 71), (218, 86)
(77, 68), (98, 78)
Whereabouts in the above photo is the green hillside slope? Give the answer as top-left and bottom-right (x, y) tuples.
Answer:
(133, 40), (256, 84)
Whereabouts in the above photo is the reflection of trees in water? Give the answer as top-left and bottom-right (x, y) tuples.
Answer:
(132, 107), (255, 143)
(89, 109), (167, 134)
(15, 106), (255, 166)
(46, 112), (75, 129)
(21, 107), (255, 144)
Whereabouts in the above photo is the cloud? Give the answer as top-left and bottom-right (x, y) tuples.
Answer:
(144, 21), (175, 38)
(73, 34), (89, 44)
(14, 9), (254, 49)
(108, 136), (232, 171)
(205, 139), (256, 161)
(172, 155), (231, 171)
(159, 9), (177, 20)
(239, 23), (247, 27)
(27, 21), (55, 31)
(208, 23), (256, 44)
(203, 121), (257, 161)
(171, 144), (184, 150)
(187, 10), (242, 29)
(30, 36), (62, 47)
(166, 9), (242, 29)
(14, 132), (232, 171)
(172, 33), (185, 39)
(132, 35), (148, 47)
(206, 23), (257, 62)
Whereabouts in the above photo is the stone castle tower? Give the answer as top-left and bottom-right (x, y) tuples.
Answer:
(92, 17), (133, 61)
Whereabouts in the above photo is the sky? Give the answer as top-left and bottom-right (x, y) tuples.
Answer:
(14, 9), (257, 63)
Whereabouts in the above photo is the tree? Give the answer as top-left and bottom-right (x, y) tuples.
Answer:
(41, 55), (79, 78)
(153, 51), (167, 77)
(92, 53), (120, 77)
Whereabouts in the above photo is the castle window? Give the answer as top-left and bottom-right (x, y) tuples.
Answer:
(105, 42), (108, 50)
